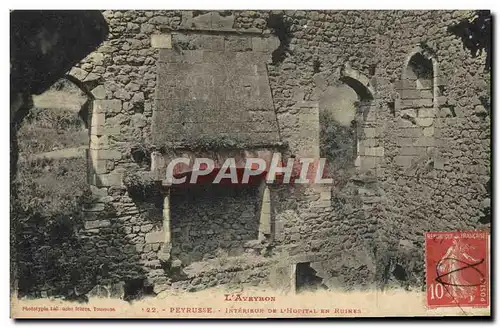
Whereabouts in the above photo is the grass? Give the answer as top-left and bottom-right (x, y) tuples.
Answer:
(14, 157), (91, 218)
(12, 104), (93, 298)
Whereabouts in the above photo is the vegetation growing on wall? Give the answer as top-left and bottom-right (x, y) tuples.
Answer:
(448, 10), (491, 70)
(319, 110), (356, 180)
(123, 170), (161, 201)
(12, 157), (95, 298)
(266, 13), (293, 65)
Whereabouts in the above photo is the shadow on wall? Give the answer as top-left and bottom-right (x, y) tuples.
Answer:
(10, 10), (109, 98)
(295, 262), (328, 293)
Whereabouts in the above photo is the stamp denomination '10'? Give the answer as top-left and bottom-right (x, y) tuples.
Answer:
(425, 231), (489, 308)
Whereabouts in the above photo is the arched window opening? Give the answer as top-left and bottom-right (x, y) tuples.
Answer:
(400, 48), (437, 112)
(22, 77), (91, 156)
(319, 83), (359, 178)
(318, 66), (376, 178)
(406, 53), (434, 95)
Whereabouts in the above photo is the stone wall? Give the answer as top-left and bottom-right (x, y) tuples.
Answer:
(369, 11), (491, 286)
(41, 9), (491, 298)
(169, 184), (261, 265)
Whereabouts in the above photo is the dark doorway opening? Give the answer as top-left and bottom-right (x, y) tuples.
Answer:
(295, 262), (328, 293)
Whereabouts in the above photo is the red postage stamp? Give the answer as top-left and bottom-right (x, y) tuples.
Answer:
(425, 231), (489, 308)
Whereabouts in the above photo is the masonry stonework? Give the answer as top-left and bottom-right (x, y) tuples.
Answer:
(52, 10), (490, 298)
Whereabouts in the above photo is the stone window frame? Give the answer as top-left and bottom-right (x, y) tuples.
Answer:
(55, 72), (96, 184)
(401, 45), (439, 110)
(339, 64), (376, 169)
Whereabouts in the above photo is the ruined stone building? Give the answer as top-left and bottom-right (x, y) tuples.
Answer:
(18, 10), (491, 298)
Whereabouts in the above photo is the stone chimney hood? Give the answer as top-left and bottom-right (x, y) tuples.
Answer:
(150, 24), (287, 184)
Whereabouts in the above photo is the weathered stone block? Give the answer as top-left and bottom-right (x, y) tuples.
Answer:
(474, 105), (488, 116)
(92, 159), (109, 174)
(434, 157), (445, 170)
(91, 85), (106, 99)
(90, 135), (109, 150)
(135, 243), (145, 252)
(69, 67), (89, 81)
(363, 146), (384, 157)
(400, 146), (425, 156)
(252, 36), (280, 53)
(415, 117), (434, 127)
(211, 11), (235, 30)
(400, 99), (416, 109)
(439, 107), (454, 117)
(88, 52), (104, 65)
(141, 224), (154, 233)
(158, 49), (180, 63)
(82, 203), (105, 212)
(85, 219), (111, 230)
(94, 99), (122, 114)
(414, 98), (434, 107)
(418, 108), (435, 118)
(99, 149), (122, 160)
(84, 73), (100, 82)
(90, 185), (108, 198)
(420, 90), (433, 99)
(364, 110), (377, 122)
(105, 126), (121, 135)
(260, 201), (271, 215)
(91, 124), (105, 136)
(146, 230), (165, 244)
(96, 172), (123, 187)
(131, 113), (147, 128)
(180, 11), (211, 30)
(274, 220), (285, 242)
(399, 128), (423, 138)
(296, 104), (320, 157)
(423, 126), (435, 137)
(91, 113), (105, 128)
(417, 79), (433, 89)
(360, 138), (378, 147)
(153, 283), (169, 294)
(395, 155), (415, 167)
(414, 137), (435, 147)
(404, 69), (418, 80)
(194, 35), (224, 50)
(401, 89), (420, 99)
(396, 137), (416, 146)
(395, 79), (415, 90)
(319, 189), (331, 201)
(360, 156), (378, 170)
(183, 50), (204, 63)
(354, 155), (361, 167)
(436, 75), (447, 86)
(98, 196), (114, 203)
(151, 34), (172, 49)
(436, 96), (448, 107)
(225, 36), (252, 52)
(400, 108), (416, 118)
(363, 127), (377, 138)
(313, 200), (331, 208)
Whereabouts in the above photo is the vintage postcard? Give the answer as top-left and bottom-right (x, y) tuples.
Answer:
(10, 9), (491, 318)
(425, 231), (489, 309)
